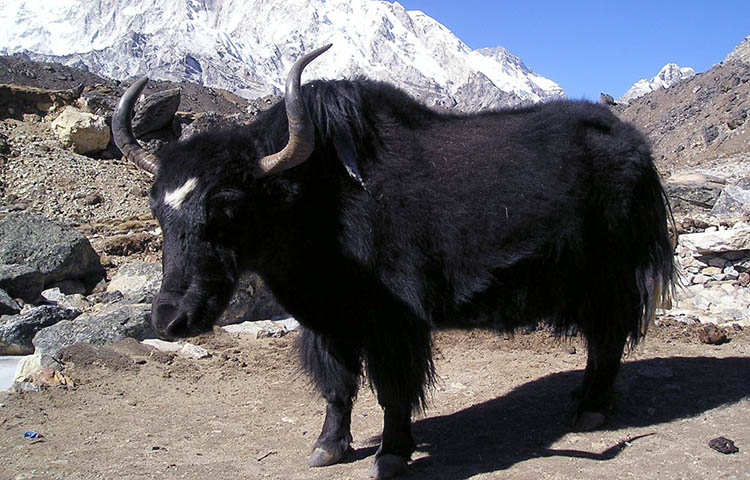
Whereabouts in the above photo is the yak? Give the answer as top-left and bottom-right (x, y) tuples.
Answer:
(112, 44), (674, 478)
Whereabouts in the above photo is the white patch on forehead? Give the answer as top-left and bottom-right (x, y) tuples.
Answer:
(164, 177), (198, 210)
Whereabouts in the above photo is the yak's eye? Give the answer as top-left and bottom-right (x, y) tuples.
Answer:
(205, 190), (247, 238)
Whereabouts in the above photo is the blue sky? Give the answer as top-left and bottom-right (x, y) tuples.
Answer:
(393, 0), (750, 100)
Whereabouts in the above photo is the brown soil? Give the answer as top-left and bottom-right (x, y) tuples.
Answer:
(1, 322), (748, 480)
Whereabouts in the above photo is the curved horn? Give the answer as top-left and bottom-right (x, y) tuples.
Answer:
(112, 77), (159, 175)
(257, 44), (332, 176)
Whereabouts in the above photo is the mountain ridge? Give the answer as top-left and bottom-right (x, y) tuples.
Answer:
(0, 0), (564, 111)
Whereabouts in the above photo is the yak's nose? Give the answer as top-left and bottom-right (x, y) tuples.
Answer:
(151, 301), (190, 339)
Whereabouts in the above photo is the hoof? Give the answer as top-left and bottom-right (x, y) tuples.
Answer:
(308, 446), (346, 467)
(573, 411), (606, 431)
(368, 454), (409, 479)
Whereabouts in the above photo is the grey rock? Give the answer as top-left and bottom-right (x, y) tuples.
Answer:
(87, 290), (125, 305)
(702, 124), (720, 145)
(41, 288), (91, 310)
(665, 173), (725, 212)
(222, 320), (287, 338)
(0, 213), (105, 293)
(0, 288), (20, 316)
(32, 303), (156, 357)
(0, 264), (45, 303)
(217, 272), (287, 326)
(712, 178), (750, 217)
(106, 262), (162, 303)
(0, 305), (81, 354)
(132, 88), (181, 137)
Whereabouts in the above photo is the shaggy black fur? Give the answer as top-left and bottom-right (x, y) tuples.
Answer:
(147, 77), (675, 475)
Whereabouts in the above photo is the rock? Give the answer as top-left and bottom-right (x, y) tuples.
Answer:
(679, 228), (750, 254)
(50, 106), (110, 153)
(0, 288), (20, 316)
(87, 290), (124, 305)
(0, 213), (105, 293)
(41, 288), (91, 310)
(180, 343), (211, 359)
(142, 338), (182, 353)
(711, 178), (750, 217)
(0, 305), (81, 354)
(698, 324), (729, 345)
(222, 320), (287, 338)
(0, 264), (45, 303)
(708, 436), (739, 454)
(740, 272), (750, 286)
(600, 93), (616, 105)
(276, 317), (300, 332)
(664, 173), (725, 212)
(217, 272), (287, 326)
(701, 124), (720, 145)
(132, 88), (181, 137)
(32, 303), (156, 357)
(701, 266), (722, 276)
(12, 354), (42, 383)
(106, 262), (162, 303)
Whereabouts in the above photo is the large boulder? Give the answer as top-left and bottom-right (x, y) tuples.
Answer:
(50, 106), (110, 154)
(665, 172), (726, 214)
(132, 88), (181, 137)
(0, 305), (81, 354)
(712, 178), (750, 217)
(679, 227), (750, 254)
(0, 263), (45, 303)
(0, 213), (105, 293)
(106, 262), (162, 303)
(32, 303), (157, 357)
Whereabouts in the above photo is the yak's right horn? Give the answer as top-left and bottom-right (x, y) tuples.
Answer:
(112, 77), (159, 175)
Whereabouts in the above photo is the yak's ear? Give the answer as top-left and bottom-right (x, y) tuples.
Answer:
(332, 129), (367, 189)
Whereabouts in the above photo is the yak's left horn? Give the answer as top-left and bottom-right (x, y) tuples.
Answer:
(257, 44), (332, 176)
(112, 77), (159, 175)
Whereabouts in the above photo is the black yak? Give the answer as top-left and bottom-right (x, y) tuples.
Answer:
(112, 44), (674, 478)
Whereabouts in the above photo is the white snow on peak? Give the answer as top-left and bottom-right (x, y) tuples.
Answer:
(620, 63), (695, 104)
(0, 0), (565, 110)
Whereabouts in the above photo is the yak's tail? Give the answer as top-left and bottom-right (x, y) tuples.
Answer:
(630, 161), (676, 345)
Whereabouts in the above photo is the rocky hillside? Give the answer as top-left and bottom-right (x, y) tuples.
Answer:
(617, 37), (750, 178)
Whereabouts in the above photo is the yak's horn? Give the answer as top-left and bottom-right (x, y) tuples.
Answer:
(112, 77), (159, 175)
(257, 44), (332, 176)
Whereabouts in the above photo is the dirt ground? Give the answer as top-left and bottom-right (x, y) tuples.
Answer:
(1, 322), (748, 480)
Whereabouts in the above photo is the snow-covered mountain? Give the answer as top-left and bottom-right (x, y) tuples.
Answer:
(619, 63), (695, 104)
(0, 0), (564, 111)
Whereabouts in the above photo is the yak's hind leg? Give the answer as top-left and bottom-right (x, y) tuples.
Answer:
(572, 291), (640, 429)
(298, 328), (362, 467)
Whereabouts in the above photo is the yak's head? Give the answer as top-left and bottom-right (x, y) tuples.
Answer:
(111, 45), (331, 339)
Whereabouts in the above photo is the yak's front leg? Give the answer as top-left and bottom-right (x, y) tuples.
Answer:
(365, 310), (434, 479)
(298, 327), (362, 467)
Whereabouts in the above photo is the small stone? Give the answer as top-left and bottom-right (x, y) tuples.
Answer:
(698, 324), (729, 345)
(222, 320), (287, 338)
(739, 272), (750, 286)
(708, 436), (739, 454)
(567, 346), (577, 354)
(701, 267), (722, 276)
(692, 274), (710, 285)
(82, 193), (104, 206)
(142, 339), (182, 353)
(180, 343), (211, 359)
